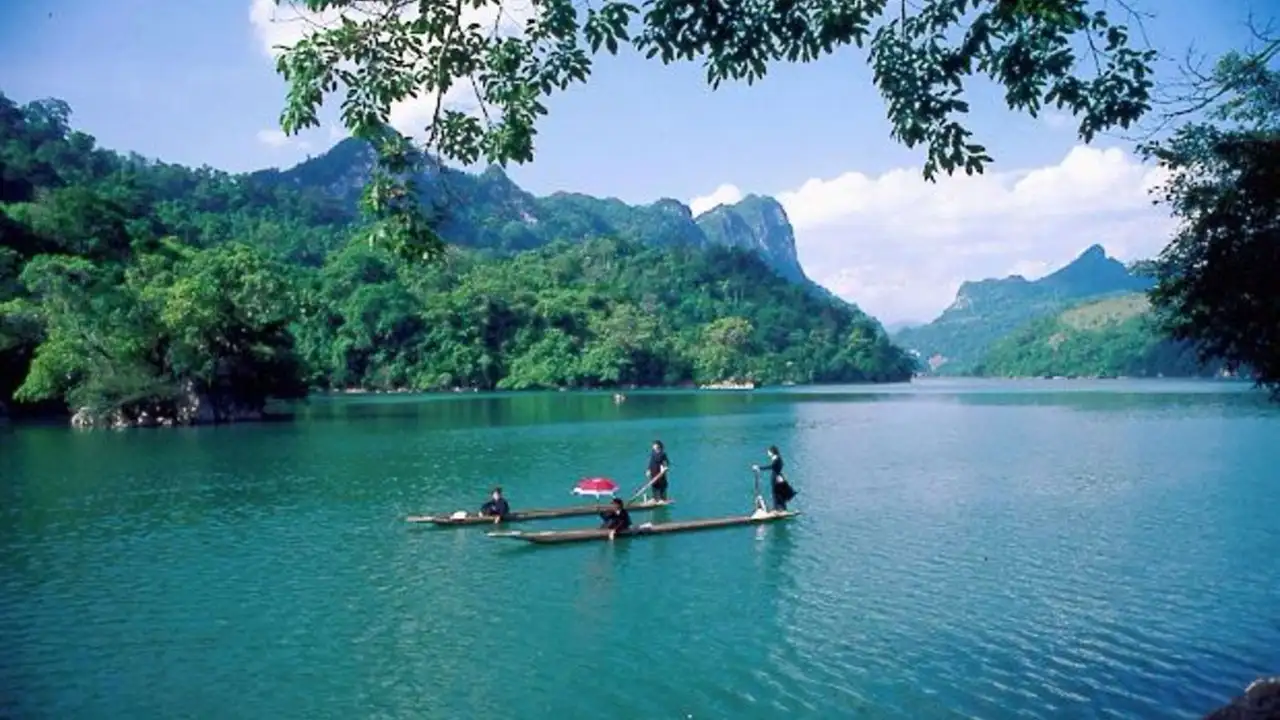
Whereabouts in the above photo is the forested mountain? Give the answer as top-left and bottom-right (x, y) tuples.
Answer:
(0, 92), (914, 427)
(252, 138), (819, 291)
(893, 245), (1154, 374)
(977, 293), (1223, 379)
(301, 238), (914, 393)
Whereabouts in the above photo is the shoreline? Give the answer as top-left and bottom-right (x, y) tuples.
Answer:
(913, 373), (1246, 383)
(9, 375), (1263, 430)
(7, 376), (915, 429)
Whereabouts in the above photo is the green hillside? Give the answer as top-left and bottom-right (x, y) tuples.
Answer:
(0, 92), (914, 426)
(252, 138), (824, 292)
(977, 293), (1222, 379)
(893, 245), (1154, 374)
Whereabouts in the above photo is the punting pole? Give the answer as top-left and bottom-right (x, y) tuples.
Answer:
(627, 475), (656, 503)
(752, 467), (768, 515)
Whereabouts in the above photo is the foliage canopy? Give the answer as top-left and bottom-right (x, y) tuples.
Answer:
(270, 0), (1158, 259)
(1139, 35), (1280, 395)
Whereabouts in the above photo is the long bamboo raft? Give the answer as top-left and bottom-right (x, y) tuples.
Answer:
(406, 498), (673, 526)
(486, 509), (799, 544)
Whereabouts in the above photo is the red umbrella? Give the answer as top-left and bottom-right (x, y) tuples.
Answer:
(572, 477), (619, 498)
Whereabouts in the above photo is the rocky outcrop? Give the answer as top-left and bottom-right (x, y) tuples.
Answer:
(894, 244), (1159, 373)
(1205, 677), (1280, 720)
(695, 194), (808, 283)
(174, 382), (265, 425)
(69, 381), (265, 430)
(252, 139), (821, 288)
(937, 245), (1152, 319)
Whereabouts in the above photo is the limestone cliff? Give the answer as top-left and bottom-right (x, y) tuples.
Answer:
(694, 194), (808, 283)
(252, 139), (812, 285)
(894, 244), (1155, 373)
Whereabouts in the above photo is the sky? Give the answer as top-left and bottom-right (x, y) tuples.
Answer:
(0, 0), (1272, 323)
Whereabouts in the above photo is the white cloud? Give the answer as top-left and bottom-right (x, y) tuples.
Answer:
(689, 184), (745, 216)
(691, 145), (1175, 324)
(247, 0), (532, 139)
(256, 128), (311, 151)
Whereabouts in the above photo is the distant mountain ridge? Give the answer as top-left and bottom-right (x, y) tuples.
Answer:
(251, 138), (817, 293)
(979, 293), (1223, 379)
(893, 245), (1155, 373)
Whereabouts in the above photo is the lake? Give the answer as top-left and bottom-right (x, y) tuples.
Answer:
(2, 378), (1277, 719)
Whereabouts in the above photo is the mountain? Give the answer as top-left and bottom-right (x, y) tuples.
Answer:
(0, 92), (916, 425)
(977, 293), (1223, 379)
(694, 194), (807, 282)
(252, 138), (823, 292)
(893, 245), (1155, 374)
(883, 320), (923, 334)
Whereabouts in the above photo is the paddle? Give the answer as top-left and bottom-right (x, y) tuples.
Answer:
(627, 475), (657, 503)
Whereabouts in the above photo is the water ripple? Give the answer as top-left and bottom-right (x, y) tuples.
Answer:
(2, 386), (1279, 719)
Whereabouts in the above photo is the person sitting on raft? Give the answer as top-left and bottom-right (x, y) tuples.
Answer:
(599, 497), (632, 539)
(754, 445), (797, 512)
(479, 487), (511, 523)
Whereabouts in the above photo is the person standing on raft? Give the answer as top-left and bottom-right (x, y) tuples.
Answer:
(754, 446), (797, 511)
(645, 440), (670, 502)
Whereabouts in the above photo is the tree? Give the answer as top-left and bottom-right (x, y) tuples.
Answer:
(0, 94), (923, 420)
(143, 242), (310, 410)
(1138, 29), (1280, 395)
(10, 242), (308, 423)
(696, 315), (756, 382)
(579, 301), (664, 385)
(10, 254), (173, 417)
(270, 0), (1158, 260)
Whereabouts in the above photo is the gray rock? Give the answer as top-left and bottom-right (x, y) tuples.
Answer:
(69, 381), (265, 429)
(695, 194), (808, 284)
(175, 381), (262, 425)
(1205, 676), (1280, 720)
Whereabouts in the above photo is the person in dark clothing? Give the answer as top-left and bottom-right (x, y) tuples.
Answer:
(599, 498), (632, 539)
(479, 487), (511, 523)
(645, 440), (670, 502)
(755, 446), (797, 511)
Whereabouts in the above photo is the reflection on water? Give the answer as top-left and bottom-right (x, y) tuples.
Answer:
(1, 379), (1277, 719)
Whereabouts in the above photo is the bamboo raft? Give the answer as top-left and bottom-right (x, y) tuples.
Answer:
(486, 509), (799, 545)
(406, 498), (673, 526)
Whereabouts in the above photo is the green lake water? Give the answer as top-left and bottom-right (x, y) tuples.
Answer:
(2, 378), (1278, 719)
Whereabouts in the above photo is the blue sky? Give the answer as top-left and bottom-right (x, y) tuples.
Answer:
(0, 0), (1271, 322)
